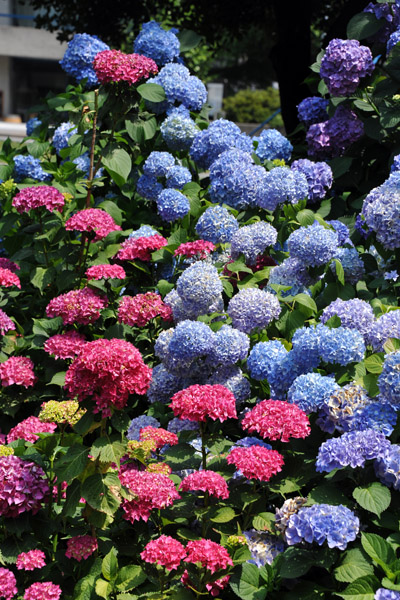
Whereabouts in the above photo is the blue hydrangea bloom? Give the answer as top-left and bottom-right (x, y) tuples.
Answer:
(154, 328), (174, 362)
(13, 155), (51, 183)
(349, 402), (398, 437)
(147, 364), (183, 404)
(288, 373), (340, 414)
(208, 365), (251, 405)
(190, 119), (253, 169)
(267, 257), (313, 298)
(367, 310), (400, 351)
(127, 415), (160, 440)
(361, 180), (400, 250)
(165, 165), (192, 189)
(375, 444), (400, 491)
(164, 289), (224, 323)
(253, 129), (293, 162)
(167, 320), (215, 362)
(133, 21), (180, 66)
(247, 340), (288, 381)
(167, 417), (199, 434)
(291, 326), (321, 370)
(297, 96), (329, 126)
(375, 588), (400, 600)
(26, 117), (42, 136)
(53, 122), (77, 155)
(156, 189), (190, 222)
(161, 107), (199, 152)
(284, 504), (359, 550)
(316, 429), (391, 472)
(129, 225), (158, 239)
(267, 351), (308, 399)
(60, 33), (109, 86)
(327, 220), (352, 246)
(149, 63), (207, 112)
(195, 205), (239, 244)
(136, 174), (163, 201)
(143, 151), (175, 177)
(234, 437), (272, 449)
(72, 152), (104, 178)
(230, 221), (277, 264)
(365, 1), (400, 44)
(291, 159), (333, 202)
(243, 530), (285, 567)
(316, 383), (372, 434)
(388, 30), (400, 53)
(258, 167), (308, 211)
(207, 325), (250, 366)
(333, 246), (365, 284)
(378, 351), (400, 406)
(318, 325), (366, 366)
(321, 298), (375, 341)
(227, 288), (281, 334)
(288, 222), (339, 267)
(176, 261), (223, 314)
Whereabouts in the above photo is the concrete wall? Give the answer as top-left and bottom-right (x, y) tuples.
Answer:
(0, 26), (68, 60)
(0, 56), (11, 116)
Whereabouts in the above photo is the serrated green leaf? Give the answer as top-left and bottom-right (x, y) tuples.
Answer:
(47, 371), (66, 387)
(252, 512), (275, 531)
(62, 479), (82, 517)
(361, 533), (396, 566)
(333, 258), (345, 285)
(90, 439), (125, 466)
(97, 200), (123, 226)
(334, 548), (374, 583)
(229, 563), (268, 600)
(297, 209), (315, 226)
(81, 472), (121, 515)
(177, 29), (202, 51)
(363, 354), (384, 375)
(335, 575), (379, 600)
(73, 558), (102, 600)
(96, 578), (112, 599)
(293, 293), (317, 317)
(115, 565), (147, 592)
(54, 445), (89, 483)
(383, 337), (400, 354)
(31, 266), (55, 292)
(347, 11), (382, 39)
(308, 483), (350, 506)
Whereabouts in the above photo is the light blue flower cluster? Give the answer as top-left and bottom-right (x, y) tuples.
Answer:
(368, 310), (400, 351)
(319, 325), (366, 366)
(147, 364), (183, 404)
(327, 220), (352, 246)
(26, 117), (42, 136)
(166, 165), (192, 189)
(195, 205), (239, 244)
(72, 152), (104, 178)
(267, 257), (313, 298)
(149, 63), (207, 112)
(378, 351), (400, 406)
(297, 96), (329, 126)
(375, 589), (400, 600)
(230, 221), (277, 264)
(349, 402), (397, 437)
(259, 167), (308, 211)
(208, 365), (251, 404)
(13, 155), (51, 183)
(247, 340), (288, 381)
(127, 415), (160, 440)
(60, 33), (109, 86)
(288, 222), (339, 267)
(291, 326), (321, 370)
(129, 225), (158, 239)
(320, 298), (375, 341)
(361, 179), (400, 250)
(164, 289), (224, 323)
(253, 129), (293, 162)
(291, 159), (333, 202)
(157, 320), (215, 374)
(207, 325), (250, 366)
(388, 30), (400, 53)
(316, 429), (391, 472)
(316, 383), (372, 434)
(287, 373), (340, 414)
(156, 189), (190, 222)
(227, 288), (281, 334)
(333, 247), (365, 284)
(243, 530), (285, 567)
(176, 261), (223, 314)
(209, 149), (268, 210)
(143, 151), (175, 177)
(190, 119), (253, 169)
(133, 21), (180, 66)
(375, 444), (400, 491)
(53, 122), (77, 156)
(160, 106), (199, 152)
(284, 504), (359, 550)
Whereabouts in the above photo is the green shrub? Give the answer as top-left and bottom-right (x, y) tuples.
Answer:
(223, 87), (283, 126)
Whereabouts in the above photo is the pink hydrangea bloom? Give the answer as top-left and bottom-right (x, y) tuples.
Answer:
(65, 535), (98, 561)
(179, 470), (229, 499)
(44, 330), (87, 360)
(118, 292), (173, 327)
(170, 384), (237, 423)
(16, 549), (46, 571)
(7, 416), (57, 443)
(93, 49), (158, 85)
(241, 399), (311, 442)
(0, 356), (36, 388)
(141, 535), (186, 570)
(64, 338), (152, 416)
(226, 446), (284, 482)
(119, 470), (180, 522)
(0, 268), (21, 288)
(116, 234), (168, 261)
(12, 186), (65, 213)
(65, 208), (121, 241)
(46, 288), (108, 325)
(85, 264), (126, 280)
(0, 567), (17, 600)
(184, 539), (233, 574)
(139, 426), (178, 449)
(23, 582), (61, 600)
(0, 309), (15, 335)
(0, 455), (49, 517)
(0, 258), (19, 273)
(181, 570), (230, 597)
(174, 240), (216, 259)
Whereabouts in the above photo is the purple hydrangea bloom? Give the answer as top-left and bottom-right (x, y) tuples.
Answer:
(320, 38), (374, 96)
(230, 221), (277, 264)
(365, 1), (400, 44)
(320, 298), (375, 341)
(375, 589), (400, 600)
(288, 373), (340, 414)
(267, 257), (314, 298)
(361, 182), (400, 250)
(288, 222), (339, 267)
(136, 174), (163, 200)
(0, 455), (49, 517)
(291, 158), (333, 202)
(243, 530), (285, 567)
(378, 351), (400, 406)
(167, 417), (199, 434)
(258, 166), (309, 211)
(333, 247), (365, 284)
(190, 119), (253, 169)
(195, 205), (239, 244)
(252, 128), (293, 162)
(143, 151), (175, 177)
(297, 96), (329, 126)
(317, 383), (372, 434)
(156, 189), (190, 222)
(316, 429), (391, 472)
(375, 444), (400, 490)
(368, 310), (400, 351)
(306, 105), (364, 160)
(227, 288), (281, 333)
(350, 402), (397, 437)
(284, 504), (359, 550)
(133, 21), (180, 66)
(127, 415), (160, 440)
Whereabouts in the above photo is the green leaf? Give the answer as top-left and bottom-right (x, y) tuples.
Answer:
(329, 157), (353, 179)
(62, 479), (83, 517)
(102, 148), (132, 188)
(102, 548), (118, 581)
(361, 533), (396, 566)
(355, 373), (379, 397)
(136, 83), (166, 102)
(333, 258), (345, 285)
(297, 209), (315, 227)
(353, 483), (391, 516)
(81, 472), (121, 515)
(285, 309), (306, 338)
(177, 29), (202, 51)
(252, 512), (275, 531)
(209, 506), (235, 523)
(325, 315), (342, 329)
(161, 444), (201, 469)
(97, 200), (123, 226)
(229, 563), (268, 600)
(157, 279), (175, 297)
(278, 547), (315, 578)
(73, 558), (102, 600)
(90, 438), (126, 466)
(54, 445), (89, 483)
(293, 293), (317, 317)
(363, 354), (384, 375)
(47, 371), (66, 387)
(308, 483), (350, 507)
(334, 548), (374, 583)
(381, 578), (400, 592)
(335, 575), (379, 600)
(347, 11), (382, 39)
(27, 140), (50, 158)
(317, 198), (331, 219)
(383, 337), (400, 354)
(111, 411), (131, 433)
(95, 579), (112, 599)
(115, 565), (147, 592)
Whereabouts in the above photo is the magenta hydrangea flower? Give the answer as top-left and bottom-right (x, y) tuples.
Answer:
(141, 535), (186, 571)
(85, 264), (126, 280)
(0, 309), (15, 335)
(23, 582), (61, 600)
(0, 567), (17, 600)
(119, 470), (180, 522)
(174, 240), (216, 259)
(12, 186), (65, 213)
(0, 356), (36, 388)
(0, 268), (21, 289)
(16, 549), (46, 571)
(46, 288), (108, 325)
(93, 49), (158, 85)
(65, 208), (121, 241)
(7, 416), (57, 443)
(65, 535), (98, 561)
(44, 330), (87, 359)
(116, 234), (168, 261)
(241, 400), (311, 442)
(118, 292), (172, 327)
(227, 446), (285, 482)
(179, 470), (229, 499)
(0, 455), (49, 517)
(170, 384), (237, 422)
(184, 539), (233, 573)
(139, 426), (178, 449)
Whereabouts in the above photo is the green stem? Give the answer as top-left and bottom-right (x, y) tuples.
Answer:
(200, 422), (207, 470)
(85, 89), (99, 208)
(37, 211), (50, 267)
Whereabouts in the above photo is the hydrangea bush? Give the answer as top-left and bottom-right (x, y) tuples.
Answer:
(0, 8), (399, 600)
